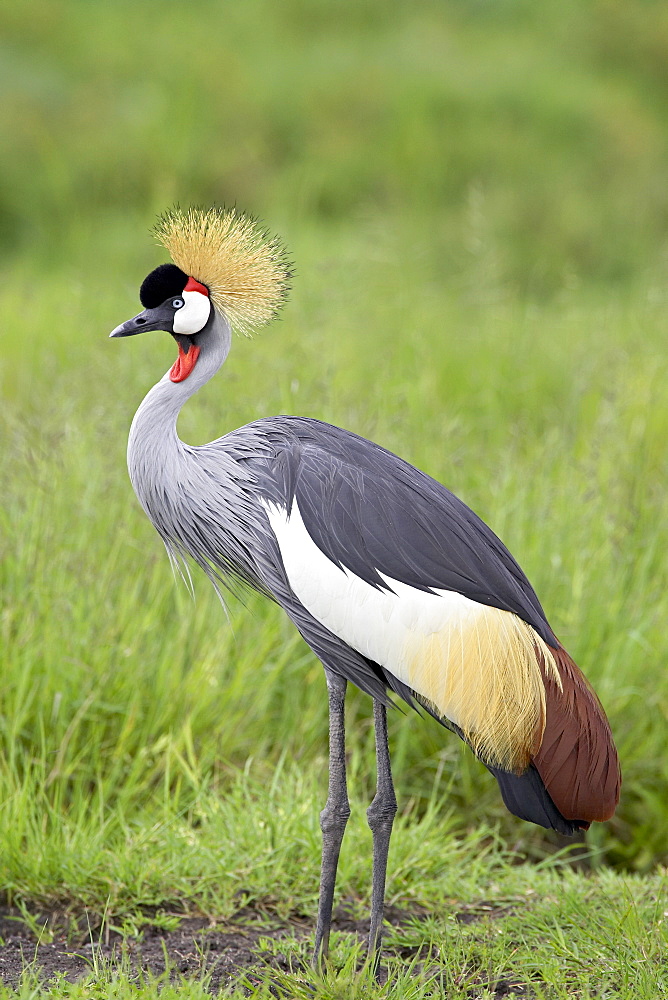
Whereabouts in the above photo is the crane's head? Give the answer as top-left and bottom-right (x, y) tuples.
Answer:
(110, 263), (213, 381)
(110, 206), (291, 382)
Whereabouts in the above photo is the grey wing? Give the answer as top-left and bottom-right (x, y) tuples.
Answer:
(257, 417), (557, 648)
(242, 419), (600, 836)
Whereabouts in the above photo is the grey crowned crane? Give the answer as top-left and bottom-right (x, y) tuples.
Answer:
(110, 207), (620, 972)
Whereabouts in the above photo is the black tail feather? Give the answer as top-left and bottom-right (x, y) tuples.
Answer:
(488, 763), (587, 835)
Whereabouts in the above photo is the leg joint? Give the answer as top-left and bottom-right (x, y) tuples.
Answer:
(367, 793), (397, 830)
(320, 801), (351, 834)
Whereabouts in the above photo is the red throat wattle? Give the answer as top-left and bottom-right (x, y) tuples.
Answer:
(170, 342), (201, 382)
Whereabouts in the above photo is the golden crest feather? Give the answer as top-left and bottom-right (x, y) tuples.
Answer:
(153, 206), (291, 336)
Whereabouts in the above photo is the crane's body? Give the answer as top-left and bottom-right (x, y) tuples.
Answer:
(111, 207), (620, 973)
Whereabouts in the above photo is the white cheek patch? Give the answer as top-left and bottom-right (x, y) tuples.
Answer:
(173, 290), (211, 334)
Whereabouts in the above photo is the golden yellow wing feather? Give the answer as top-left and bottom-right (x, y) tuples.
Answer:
(407, 608), (561, 772)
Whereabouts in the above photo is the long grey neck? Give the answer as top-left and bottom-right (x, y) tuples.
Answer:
(127, 310), (232, 484)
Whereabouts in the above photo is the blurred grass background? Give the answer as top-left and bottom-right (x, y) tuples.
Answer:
(1, 0), (668, 914)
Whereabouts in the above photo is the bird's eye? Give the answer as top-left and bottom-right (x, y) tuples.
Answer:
(172, 298), (184, 309)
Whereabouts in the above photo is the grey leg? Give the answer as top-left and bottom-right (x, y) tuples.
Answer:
(312, 670), (350, 969)
(366, 699), (397, 974)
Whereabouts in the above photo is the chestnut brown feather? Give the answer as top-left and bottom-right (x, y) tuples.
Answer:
(534, 646), (620, 824)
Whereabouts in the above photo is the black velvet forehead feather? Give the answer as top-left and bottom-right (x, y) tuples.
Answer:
(140, 263), (189, 308)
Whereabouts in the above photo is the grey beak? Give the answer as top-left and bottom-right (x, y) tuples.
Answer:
(109, 304), (175, 338)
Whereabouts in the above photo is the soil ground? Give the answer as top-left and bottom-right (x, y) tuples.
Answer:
(0, 903), (528, 996)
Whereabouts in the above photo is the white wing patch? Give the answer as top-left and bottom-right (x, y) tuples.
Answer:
(263, 498), (559, 771)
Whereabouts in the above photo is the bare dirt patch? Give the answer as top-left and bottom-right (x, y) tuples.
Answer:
(0, 903), (529, 996)
(2, 905), (279, 993)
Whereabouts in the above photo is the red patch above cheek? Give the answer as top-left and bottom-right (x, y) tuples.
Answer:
(184, 276), (209, 296)
(170, 343), (201, 382)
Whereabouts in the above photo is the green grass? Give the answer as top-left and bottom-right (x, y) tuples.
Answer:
(2, 0), (668, 994)
(0, 785), (667, 997)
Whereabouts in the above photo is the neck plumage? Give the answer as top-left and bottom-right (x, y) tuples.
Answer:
(126, 311), (232, 512)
